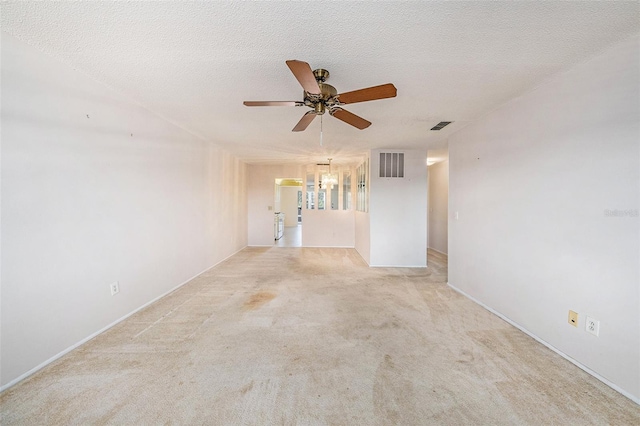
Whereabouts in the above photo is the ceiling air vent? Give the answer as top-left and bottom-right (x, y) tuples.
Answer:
(430, 121), (452, 131)
(379, 153), (404, 178)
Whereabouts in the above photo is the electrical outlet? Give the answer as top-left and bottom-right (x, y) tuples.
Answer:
(586, 316), (599, 337)
(110, 281), (119, 296)
(568, 310), (578, 327)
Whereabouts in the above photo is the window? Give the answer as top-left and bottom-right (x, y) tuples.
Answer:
(318, 188), (326, 210)
(356, 159), (368, 212)
(331, 179), (339, 210)
(306, 172), (315, 209)
(306, 165), (355, 211)
(342, 171), (351, 210)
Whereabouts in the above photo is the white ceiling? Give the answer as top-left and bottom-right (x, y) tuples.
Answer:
(2, 1), (639, 165)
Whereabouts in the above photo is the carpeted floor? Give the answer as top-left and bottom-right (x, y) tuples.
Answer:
(1, 248), (638, 425)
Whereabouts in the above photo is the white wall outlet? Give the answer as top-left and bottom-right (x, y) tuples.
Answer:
(454, 211), (459, 220)
(110, 281), (120, 296)
(586, 316), (599, 336)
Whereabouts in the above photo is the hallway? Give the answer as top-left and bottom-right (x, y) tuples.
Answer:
(275, 225), (302, 248)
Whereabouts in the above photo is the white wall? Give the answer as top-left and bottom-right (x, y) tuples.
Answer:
(448, 35), (639, 401)
(279, 186), (300, 227)
(428, 160), (448, 254)
(354, 211), (370, 264)
(302, 210), (354, 247)
(0, 34), (248, 388)
(247, 164), (303, 246)
(369, 149), (428, 267)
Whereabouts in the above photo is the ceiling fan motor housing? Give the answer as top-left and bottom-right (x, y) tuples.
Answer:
(305, 69), (339, 114)
(313, 68), (330, 82)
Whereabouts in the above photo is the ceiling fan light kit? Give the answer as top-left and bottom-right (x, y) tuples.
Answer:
(244, 60), (397, 132)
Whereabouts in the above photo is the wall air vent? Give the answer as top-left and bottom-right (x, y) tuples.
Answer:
(430, 121), (452, 131)
(379, 153), (404, 178)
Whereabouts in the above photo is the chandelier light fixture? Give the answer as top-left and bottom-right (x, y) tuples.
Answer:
(321, 158), (338, 189)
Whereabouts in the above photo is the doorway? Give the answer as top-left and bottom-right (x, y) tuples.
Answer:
(274, 178), (303, 247)
(427, 157), (449, 257)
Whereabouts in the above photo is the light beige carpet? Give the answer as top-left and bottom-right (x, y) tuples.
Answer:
(1, 248), (638, 425)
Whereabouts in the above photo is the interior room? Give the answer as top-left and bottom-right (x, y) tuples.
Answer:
(1, 2), (639, 423)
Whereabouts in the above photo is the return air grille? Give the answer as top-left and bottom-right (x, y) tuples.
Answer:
(379, 153), (404, 178)
(430, 121), (452, 131)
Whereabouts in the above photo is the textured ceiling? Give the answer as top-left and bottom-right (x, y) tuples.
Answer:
(2, 1), (639, 165)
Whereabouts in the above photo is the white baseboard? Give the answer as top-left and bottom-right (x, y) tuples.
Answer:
(354, 248), (370, 266)
(370, 264), (427, 268)
(427, 247), (448, 256)
(301, 245), (355, 248)
(447, 282), (640, 406)
(0, 246), (247, 393)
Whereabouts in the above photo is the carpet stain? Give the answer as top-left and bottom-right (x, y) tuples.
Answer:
(384, 354), (393, 366)
(244, 292), (276, 310)
(239, 380), (254, 395)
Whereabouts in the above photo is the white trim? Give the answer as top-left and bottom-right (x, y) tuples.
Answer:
(354, 249), (370, 267)
(447, 282), (640, 406)
(370, 264), (427, 268)
(300, 245), (355, 248)
(0, 246), (246, 393)
(427, 247), (448, 256)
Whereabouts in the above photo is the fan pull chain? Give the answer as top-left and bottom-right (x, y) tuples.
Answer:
(320, 115), (323, 147)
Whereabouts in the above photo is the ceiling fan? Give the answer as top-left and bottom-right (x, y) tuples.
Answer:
(244, 60), (397, 132)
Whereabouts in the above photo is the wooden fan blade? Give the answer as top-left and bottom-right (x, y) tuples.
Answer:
(330, 108), (371, 130)
(243, 101), (303, 107)
(292, 111), (317, 132)
(286, 60), (321, 95)
(337, 83), (397, 104)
